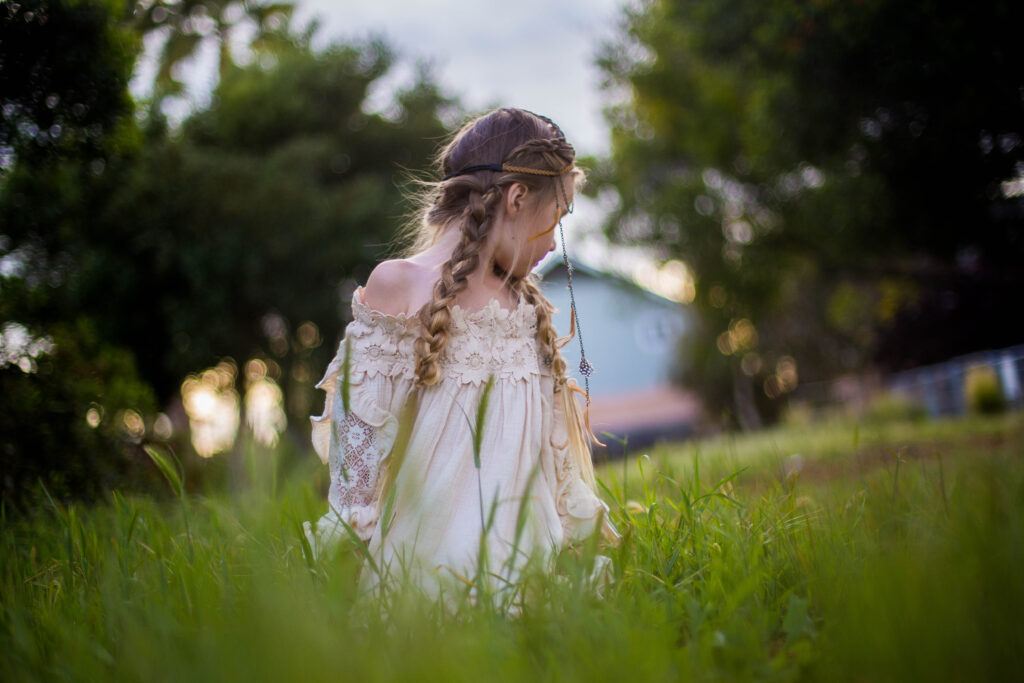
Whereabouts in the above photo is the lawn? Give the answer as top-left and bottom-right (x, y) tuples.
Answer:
(2, 410), (1022, 681)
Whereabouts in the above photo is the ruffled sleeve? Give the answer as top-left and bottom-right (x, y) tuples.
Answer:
(303, 291), (416, 558)
(549, 379), (621, 546)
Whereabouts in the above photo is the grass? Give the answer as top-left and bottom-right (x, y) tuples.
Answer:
(2, 410), (1023, 681)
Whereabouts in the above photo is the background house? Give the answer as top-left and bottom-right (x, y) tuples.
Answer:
(537, 256), (703, 455)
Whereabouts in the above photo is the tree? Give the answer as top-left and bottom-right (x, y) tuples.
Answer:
(0, 291), (160, 509)
(2, 3), (456, 501)
(85, 42), (454, 420)
(594, 0), (1024, 425)
(0, 0), (161, 506)
(0, 0), (140, 170)
(130, 0), (298, 107)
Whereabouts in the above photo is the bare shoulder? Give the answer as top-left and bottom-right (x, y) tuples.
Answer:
(362, 259), (434, 316)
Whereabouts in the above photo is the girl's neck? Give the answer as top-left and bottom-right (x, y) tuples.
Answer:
(413, 225), (515, 306)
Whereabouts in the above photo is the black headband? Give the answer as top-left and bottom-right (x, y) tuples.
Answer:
(441, 163), (504, 180)
(442, 161), (574, 182)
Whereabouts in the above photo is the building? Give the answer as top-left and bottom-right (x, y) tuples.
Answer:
(537, 256), (703, 454)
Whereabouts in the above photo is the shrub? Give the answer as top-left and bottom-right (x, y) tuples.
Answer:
(964, 364), (1006, 415)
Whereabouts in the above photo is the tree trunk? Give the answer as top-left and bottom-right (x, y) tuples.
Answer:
(732, 362), (763, 431)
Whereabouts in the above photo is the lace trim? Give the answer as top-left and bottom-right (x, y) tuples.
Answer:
(329, 411), (382, 512)
(343, 288), (544, 385)
(551, 394), (609, 542)
(350, 287), (538, 337)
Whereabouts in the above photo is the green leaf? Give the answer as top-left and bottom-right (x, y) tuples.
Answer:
(782, 594), (814, 642)
(472, 374), (495, 469)
(341, 336), (352, 415)
(143, 444), (184, 500)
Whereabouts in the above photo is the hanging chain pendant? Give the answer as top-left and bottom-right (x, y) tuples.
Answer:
(558, 215), (594, 405)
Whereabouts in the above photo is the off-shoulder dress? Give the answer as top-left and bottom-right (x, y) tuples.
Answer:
(303, 286), (613, 601)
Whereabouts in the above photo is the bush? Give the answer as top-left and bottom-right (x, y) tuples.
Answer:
(0, 315), (162, 511)
(964, 364), (1006, 415)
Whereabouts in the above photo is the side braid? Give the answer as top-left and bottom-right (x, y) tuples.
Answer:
(511, 275), (602, 490)
(510, 277), (568, 390)
(413, 183), (503, 386)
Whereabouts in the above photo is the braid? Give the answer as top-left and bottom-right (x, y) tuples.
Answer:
(510, 277), (568, 390)
(413, 182), (503, 386)
(511, 275), (602, 490)
(505, 139), (574, 179)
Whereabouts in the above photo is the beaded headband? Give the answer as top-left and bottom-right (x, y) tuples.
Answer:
(442, 161), (574, 181)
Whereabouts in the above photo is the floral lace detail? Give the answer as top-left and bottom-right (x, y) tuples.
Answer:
(347, 289), (544, 386)
(328, 411), (381, 512)
(550, 392), (610, 542)
(552, 430), (582, 515)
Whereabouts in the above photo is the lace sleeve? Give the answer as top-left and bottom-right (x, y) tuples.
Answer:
(304, 383), (400, 558)
(304, 319), (412, 559)
(328, 411), (383, 522)
(550, 381), (620, 546)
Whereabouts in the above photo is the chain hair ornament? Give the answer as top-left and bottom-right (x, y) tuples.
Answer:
(553, 173), (595, 406)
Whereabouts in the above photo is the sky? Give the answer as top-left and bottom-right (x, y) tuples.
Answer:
(290, 0), (626, 157)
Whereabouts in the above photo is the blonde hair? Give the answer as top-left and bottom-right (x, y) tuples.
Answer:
(395, 108), (601, 488)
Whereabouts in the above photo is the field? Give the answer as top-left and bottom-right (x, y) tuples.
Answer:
(2, 410), (1023, 681)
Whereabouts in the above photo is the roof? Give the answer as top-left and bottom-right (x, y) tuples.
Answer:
(536, 252), (690, 310)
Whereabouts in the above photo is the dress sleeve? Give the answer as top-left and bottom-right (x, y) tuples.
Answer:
(303, 316), (413, 558)
(549, 379), (621, 546)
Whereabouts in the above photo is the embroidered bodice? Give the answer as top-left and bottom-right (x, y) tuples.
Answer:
(346, 292), (544, 385)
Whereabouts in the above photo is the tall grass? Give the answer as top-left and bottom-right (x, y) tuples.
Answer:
(1, 412), (1022, 681)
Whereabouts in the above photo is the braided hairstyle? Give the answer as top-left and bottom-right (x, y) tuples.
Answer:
(405, 108), (582, 391)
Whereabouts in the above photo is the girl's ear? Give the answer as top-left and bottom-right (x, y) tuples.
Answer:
(505, 182), (529, 217)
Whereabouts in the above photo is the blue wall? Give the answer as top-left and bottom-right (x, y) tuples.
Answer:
(539, 266), (690, 398)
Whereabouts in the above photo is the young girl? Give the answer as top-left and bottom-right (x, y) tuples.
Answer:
(303, 108), (618, 605)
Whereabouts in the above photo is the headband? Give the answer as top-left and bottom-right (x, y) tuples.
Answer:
(442, 161), (574, 181)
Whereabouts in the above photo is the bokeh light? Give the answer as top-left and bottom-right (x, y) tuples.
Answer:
(717, 318), (758, 356)
(296, 321), (321, 349)
(0, 321), (55, 373)
(632, 259), (696, 303)
(180, 359), (240, 458)
(244, 358), (287, 447)
(86, 404), (103, 428)
(153, 412), (174, 440)
(120, 409), (145, 442)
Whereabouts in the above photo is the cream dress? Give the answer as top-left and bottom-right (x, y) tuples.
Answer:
(303, 286), (614, 602)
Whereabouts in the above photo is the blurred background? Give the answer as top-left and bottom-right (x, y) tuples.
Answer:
(2, 0), (1022, 508)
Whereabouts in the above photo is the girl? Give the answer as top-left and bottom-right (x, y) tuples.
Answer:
(303, 107), (619, 606)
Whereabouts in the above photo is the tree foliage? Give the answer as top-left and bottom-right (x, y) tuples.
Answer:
(87, 41), (453, 416)
(0, 0), (158, 507)
(0, 0), (140, 169)
(1, 1), (455, 503)
(130, 0), (298, 104)
(0, 302), (160, 508)
(594, 0), (1024, 425)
